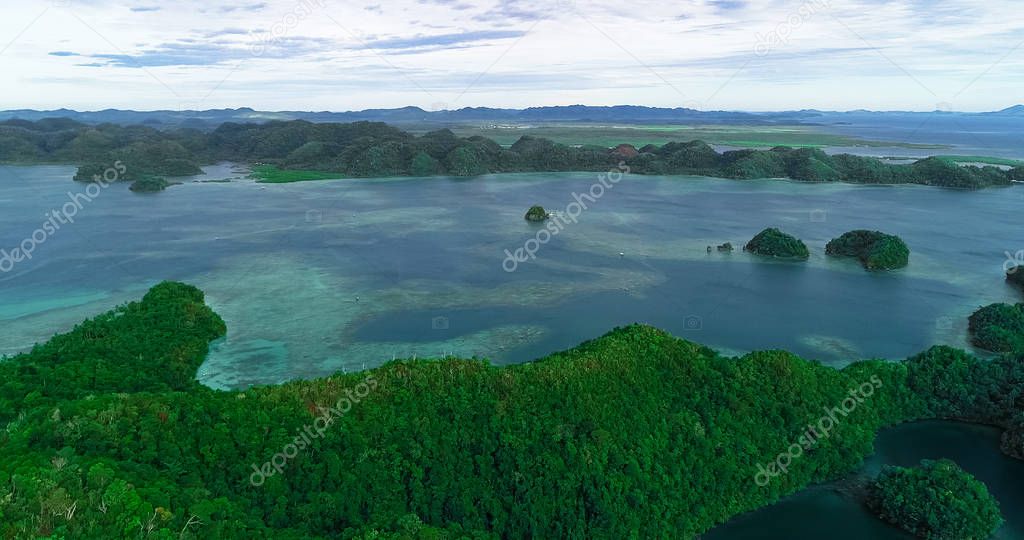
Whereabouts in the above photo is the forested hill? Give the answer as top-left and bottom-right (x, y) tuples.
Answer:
(1, 117), (1020, 188)
(3, 282), (1024, 538)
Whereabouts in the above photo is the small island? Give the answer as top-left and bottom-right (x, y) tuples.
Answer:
(524, 205), (549, 222)
(129, 177), (175, 193)
(866, 459), (1003, 540)
(826, 230), (909, 270)
(744, 228), (809, 259)
(968, 302), (1024, 352)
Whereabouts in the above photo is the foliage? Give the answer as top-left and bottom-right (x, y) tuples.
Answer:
(409, 151), (443, 177)
(250, 165), (342, 183)
(0, 119), (1016, 188)
(744, 228), (810, 259)
(867, 459), (1003, 539)
(826, 230), (910, 270)
(782, 147), (842, 182)
(3, 283), (1024, 538)
(904, 345), (1024, 459)
(129, 177), (173, 192)
(0, 281), (225, 424)
(967, 303), (1024, 352)
(524, 205), (548, 222)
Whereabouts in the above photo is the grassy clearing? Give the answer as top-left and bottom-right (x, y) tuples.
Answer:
(250, 164), (342, 183)
(938, 155), (1024, 167)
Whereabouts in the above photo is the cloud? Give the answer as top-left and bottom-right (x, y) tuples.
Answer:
(81, 36), (333, 67)
(69, 25), (529, 68)
(708, 0), (746, 11)
(7, 0), (1022, 112)
(362, 30), (527, 51)
(416, 0), (473, 8)
(201, 28), (253, 38)
(217, 2), (268, 13)
(473, 0), (551, 22)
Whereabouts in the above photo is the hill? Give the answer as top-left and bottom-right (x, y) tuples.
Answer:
(3, 283), (1024, 538)
(0, 119), (1018, 189)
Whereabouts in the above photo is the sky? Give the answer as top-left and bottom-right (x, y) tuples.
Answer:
(0, 0), (1021, 112)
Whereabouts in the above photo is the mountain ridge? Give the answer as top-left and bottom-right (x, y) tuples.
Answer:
(0, 104), (1019, 128)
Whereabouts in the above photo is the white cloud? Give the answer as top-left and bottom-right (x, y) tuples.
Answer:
(0, 0), (1020, 111)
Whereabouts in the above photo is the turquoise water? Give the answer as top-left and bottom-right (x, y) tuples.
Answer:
(1, 164), (1020, 389)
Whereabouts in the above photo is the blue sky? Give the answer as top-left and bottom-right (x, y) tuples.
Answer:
(1, 0), (1021, 111)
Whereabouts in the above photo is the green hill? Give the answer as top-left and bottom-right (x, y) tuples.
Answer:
(0, 119), (1017, 189)
(2, 284), (1024, 538)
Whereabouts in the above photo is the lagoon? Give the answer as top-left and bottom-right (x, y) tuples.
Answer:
(3, 163), (1024, 537)
(2, 164), (1020, 389)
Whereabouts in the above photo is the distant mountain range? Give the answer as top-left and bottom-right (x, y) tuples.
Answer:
(0, 104), (1019, 129)
(985, 104), (1024, 116)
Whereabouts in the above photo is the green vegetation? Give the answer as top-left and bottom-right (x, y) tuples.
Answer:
(0, 119), (1016, 189)
(3, 283), (1024, 538)
(745, 228), (810, 259)
(440, 123), (943, 150)
(73, 141), (202, 181)
(968, 303), (1024, 353)
(867, 459), (1003, 539)
(935, 155), (1024, 167)
(826, 230), (910, 270)
(249, 164), (342, 183)
(524, 205), (549, 222)
(0, 282), (225, 425)
(129, 177), (175, 192)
